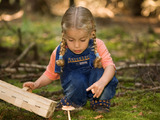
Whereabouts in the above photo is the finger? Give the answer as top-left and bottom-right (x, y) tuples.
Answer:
(23, 83), (29, 87)
(96, 90), (102, 98)
(91, 89), (95, 94)
(92, 87), (98, 98)
(95, 88), (103, 98)
(96, 92), (101, 98)
(29, 84), (34, 89)
(23, 83), (26, 88)
(93, 94), (96, 98)
(86, 85), (94, 91)
(23, 82), (34, 89)
(93, 89), (100, 98)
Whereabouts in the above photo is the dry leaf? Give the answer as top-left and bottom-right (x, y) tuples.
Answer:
(131, 110), (137, 113)
(138, 112), (143, 116)
(94, 115), (104, 119)
(132, 105), (137, 108)
(134, 116), (137, 118)
(56, 115), (62, 118)
(148, 110), (153, 114)
(79, 116), (86, 119)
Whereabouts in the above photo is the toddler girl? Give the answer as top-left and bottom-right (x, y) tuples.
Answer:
(23, 6), (118, 113)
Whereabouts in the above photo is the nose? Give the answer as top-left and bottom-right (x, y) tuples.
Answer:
(74, 41), (80, 48)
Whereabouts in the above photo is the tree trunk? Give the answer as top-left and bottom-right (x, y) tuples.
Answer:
(69, 0), (75, 7)
(0, 0), (10, 10)
(0, 0), (20, 11)
(124, 0), (144, 16)
(24, 0), (51, 14)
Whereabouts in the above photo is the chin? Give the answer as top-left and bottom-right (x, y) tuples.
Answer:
(73, 52), (82, 54)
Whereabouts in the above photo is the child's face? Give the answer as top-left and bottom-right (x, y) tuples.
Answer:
(64, 28), (91, 54)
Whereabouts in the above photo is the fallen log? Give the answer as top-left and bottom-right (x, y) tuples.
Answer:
(19, 63), (47, 69)
(2, 67), (39, 73)
(0, 80), (57, 118)
(11, 73), (42, 79)
(117, 76), (141, 82)
(116, 86), (160, 97)
(116, 63), (160, 70)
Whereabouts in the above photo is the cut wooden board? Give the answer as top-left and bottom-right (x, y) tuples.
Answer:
(0, 80), (57, 118)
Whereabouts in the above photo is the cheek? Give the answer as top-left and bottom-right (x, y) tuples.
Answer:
(81, 42), (88, 50)
(84, 42), (88, 47)
(66, 41), (73, 49)
(66, 41), (70, 46)
(84, 41), (90, 47)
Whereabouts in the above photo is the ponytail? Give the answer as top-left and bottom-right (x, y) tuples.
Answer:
(56, 35), (66, 67)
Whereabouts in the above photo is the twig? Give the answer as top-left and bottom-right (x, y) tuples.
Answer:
(17, 28), (23, 47)
(117, 76), (141, 82)
(147, 72), (157, 87)
(0, 60), (13, 68)
(116, 92), (126, 97)
(1, 67), (38, 73)
(116, 86), (160, 97)
(39, 89), (63, 97)
(19, 63), (46, 69)
(9, 42), (36, 68)
(0, 73), (11, 79)
(51, 89), (63, 96)
(116, 63), (160, 71)
(11, 73), (41, 79)
(2, 20), (16, 33)
(118, 86), (135, 91)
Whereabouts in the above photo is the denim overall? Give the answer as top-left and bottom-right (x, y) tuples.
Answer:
(55, 40), (118, 107)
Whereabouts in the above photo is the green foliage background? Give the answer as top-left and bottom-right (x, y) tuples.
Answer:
(0, 14), (160, 120)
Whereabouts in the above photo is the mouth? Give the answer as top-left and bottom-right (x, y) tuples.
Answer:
(74, 50), (82, 54)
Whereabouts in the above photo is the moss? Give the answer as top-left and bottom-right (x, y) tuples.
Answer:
(0, 79), (160, 120)
(0, 13), (160, 120)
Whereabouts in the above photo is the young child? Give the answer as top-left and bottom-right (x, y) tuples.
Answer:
(23, 6), (118, 113)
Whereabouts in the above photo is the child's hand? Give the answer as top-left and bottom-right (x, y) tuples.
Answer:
(86, 80), (106, 98)
(23, 82), (37, 90)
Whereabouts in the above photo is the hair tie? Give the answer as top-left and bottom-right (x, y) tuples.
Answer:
(59, 55), (63, 60)
(95, 53), (99, 57)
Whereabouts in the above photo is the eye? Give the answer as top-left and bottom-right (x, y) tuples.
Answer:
(80, 39), (86, 42)
(68, 39), (74, 42)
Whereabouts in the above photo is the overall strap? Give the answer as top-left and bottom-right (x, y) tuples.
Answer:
(55, 39), (96, 73)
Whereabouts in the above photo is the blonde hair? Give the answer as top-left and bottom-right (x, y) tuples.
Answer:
(56, 6), (102, 68)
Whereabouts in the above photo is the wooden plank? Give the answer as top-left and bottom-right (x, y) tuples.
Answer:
(0, 92), (49, 117)
(0, 80), (56, 105)
(0, 86), (50, 110)
(0, 80), (57, 118)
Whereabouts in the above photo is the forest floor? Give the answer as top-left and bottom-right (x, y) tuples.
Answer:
(0, 11), (160, 120)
